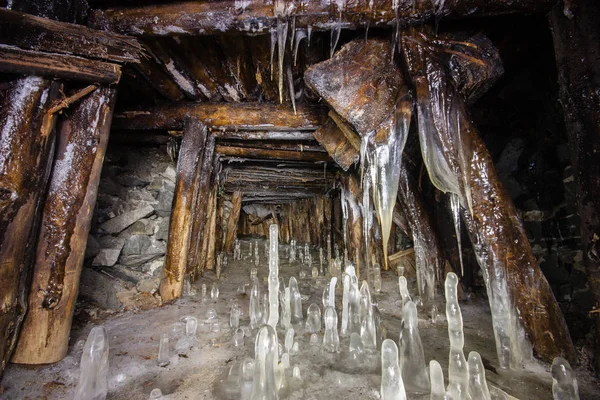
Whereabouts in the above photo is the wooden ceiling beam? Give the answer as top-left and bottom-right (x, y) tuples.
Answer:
(89, 0), (553, 37)
(0, 8), (142, 64)
(112, 102), (326, 131)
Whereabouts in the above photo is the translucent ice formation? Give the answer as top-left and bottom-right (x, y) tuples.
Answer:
(149, 388), (163, 399)
(312, 267), (318, 277)
(328, 277), (337, 309)
(230, 303), (241, 330)
(552, 357), (580, 400)
(445, 273), (468, 399)
(289, 277), (303, 324)
(241, 358), (255, 400)
(281, 287), (292, 330)
(251, 325), (279, 400)
(261, 294), (269, 326)
(398, 276), (412, 307)
(467, 351), (491, 400)
(267, 224), (280, 329)
(250, 277), (261, 329)
(429, 360), (446, 400)
(211, 284), (219, 299)
(233, 328), (245, 347)
(305, 303), (322, 333)
(254, 244), (260, 266)
(74, 326), (109, 400)
(373, 263), (382, 293)
(323, 306), (340, 353)
(292, 366), (301, 380)
(381, 339), (407, 400)
(202, 283), (207, 301)
(359, 281), (376, 349)
(157, 333), (170, 367)
(310, 333), (319, 345)
(349, 332), (365, 361)
(399, 302), (429, 394)
(341, 272), (351, 337)
(281, 353), (290, 369)
(284, 328), (294, 354)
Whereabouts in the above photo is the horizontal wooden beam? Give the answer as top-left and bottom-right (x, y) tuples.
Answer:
(0, 45), (121, 84)
(0, 9), (142, 64)
(112, 102), (326, 131)
(89, 0), (553, 36)
(216, 144), (330, 162)
(214, 130), (316, 141)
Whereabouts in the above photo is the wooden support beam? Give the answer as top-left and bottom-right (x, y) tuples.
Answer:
(312, 118), (359, 171)
(0, 77), (60, 376)
(89, 0), (553, 37)
(114, 102), (325, 131)
(551, 0), (600, 371)
(223, 191), (243, 254)
(0, 8), (143, 64)
(403, 30), (576, 364)
(0, 44), (122, 84)
(215, 144), (330, 162)
(11, 88), (117, 365)
(132, 48), (185, 101)
(159, 119), (207, 302)
(187, 133), (216, 279)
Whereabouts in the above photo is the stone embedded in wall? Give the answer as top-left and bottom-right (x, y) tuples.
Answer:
(92, 248), (122, 267)
(100, 204), (155, 234)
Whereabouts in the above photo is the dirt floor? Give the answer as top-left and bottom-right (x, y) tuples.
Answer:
(1, 239), (599, 399)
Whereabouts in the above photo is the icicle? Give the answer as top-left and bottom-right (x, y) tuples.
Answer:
(290, 16), (296, 51)
(307, 25), (312, 47)
(286, 63), (296, 114)
(293, 29), (307, 66)
(330, 0), (345, 58)
(277, 19), (288, 104)
(270, 29), (277, 80)
(450, 193), (464, 276)
(360, 132), (373, 280)
(364, 21), (370, 43)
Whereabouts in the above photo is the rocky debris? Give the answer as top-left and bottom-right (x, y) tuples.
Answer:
(100, 204), (155, 234)
(81, 146), (175, 312)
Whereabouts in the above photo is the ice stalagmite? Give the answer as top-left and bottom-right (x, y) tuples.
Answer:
(552, 357), (580, 400)
(467, 351), (491, 400)
(341, 272), (351, 337)
(284, 328), (294, 354)
(250, 325), (279, 400)
(328, 277), (337, 309)
(359, 281), (376, 349)
(323, 306), (340, 353)
(349, 332), (365, 361)
(429, 360), (446, 400)
(157, 333), (170, 367)
(281, 287), (292, 330)
(267, 224), (280, 329)
(289, 277), (302, 324)
(381, 339), (407, 400)
(261, 294), (269, 326)
(399, 301), (429, 394)
(398, 276), (412, 307)
(74, 326), (109, 400)
(373, 263), (382, 293)
(445, 273), (468, 399)
(250, 277), (261, 329)
(230, 303), (241, 330)
(305, 303), (322, 333)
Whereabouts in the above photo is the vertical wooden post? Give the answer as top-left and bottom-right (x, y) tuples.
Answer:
(551, 0), (600, 370)
(0, 77), (60, 374)
(187, 132), (215, 277)
(159, 119), (207, 302)
(196, 155), (220, 275)
(12, 88), (117, 364)
(223, 191), (243, 253)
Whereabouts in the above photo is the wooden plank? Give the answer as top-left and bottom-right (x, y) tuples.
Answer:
(223, 191), (242, 254)
(0, 8), (142, 64)
(113, 102), (326, 131)
(11, 88), (117, 365)
(89, 0), (554, 37)
(312, 118), (359, 171)
(215, 144), (330, 162)
(0, 45), (121, 84)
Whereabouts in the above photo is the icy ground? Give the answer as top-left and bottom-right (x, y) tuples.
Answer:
(1, 239), (599, 399)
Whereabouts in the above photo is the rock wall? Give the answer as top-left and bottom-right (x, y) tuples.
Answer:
(81, 143), (176, 311)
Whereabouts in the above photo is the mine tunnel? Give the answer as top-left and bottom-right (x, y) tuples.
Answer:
(0, 0), (599, 399)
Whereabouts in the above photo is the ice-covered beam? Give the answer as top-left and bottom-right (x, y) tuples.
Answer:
(402, 30), (576, 365)
(215, 144), (330, 162)
(112, 102), (325, 131)
(0, 8), (142, 64)
(88, 0), (554, 37)
(0, 44), (122, 84)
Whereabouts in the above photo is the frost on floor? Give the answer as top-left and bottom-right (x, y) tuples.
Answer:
(2, 239), (598, 399)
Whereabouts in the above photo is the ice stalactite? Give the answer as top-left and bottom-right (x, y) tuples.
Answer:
(276, 18), (288, 104)
(270, 29), (277, 80)
(286, 63), (296, 114)
(450, 193), (464, 276)
(307, 24), (312, 47)
(293, 29), (307, 66)
(330, 1), (345, 58)
(360, 132), (373, 279)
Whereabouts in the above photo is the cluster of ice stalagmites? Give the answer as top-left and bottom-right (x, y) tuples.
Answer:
(74, 326), (109, 400)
